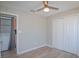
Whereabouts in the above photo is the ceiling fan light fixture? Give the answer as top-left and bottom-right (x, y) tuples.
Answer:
(43, 7), (49, 12)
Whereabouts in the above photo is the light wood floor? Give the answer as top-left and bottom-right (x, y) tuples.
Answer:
(1, 46), (79, 58)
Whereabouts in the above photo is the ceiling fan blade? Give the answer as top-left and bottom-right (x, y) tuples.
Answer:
(48, 6), (59, 10)
(31, 7), (44, 12)
(43, 1), (48, 7)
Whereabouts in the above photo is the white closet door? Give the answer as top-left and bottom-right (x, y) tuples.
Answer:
(52, 15), (77, 54)
(52, 18), (64, 50)
(63, 15), (77, 54)
(77, 14), (79, 56)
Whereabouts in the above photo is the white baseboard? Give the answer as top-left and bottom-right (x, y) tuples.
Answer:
(17, 44), (47, 55)
(45, 44), (53, 48)
(17, 44), (54, 55)
(18, 44), (79, 57)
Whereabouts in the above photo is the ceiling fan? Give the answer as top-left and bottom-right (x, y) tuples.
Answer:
(31, 1), (59, 12)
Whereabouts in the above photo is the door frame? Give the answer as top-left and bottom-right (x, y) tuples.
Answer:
(0, 11), (19, 54)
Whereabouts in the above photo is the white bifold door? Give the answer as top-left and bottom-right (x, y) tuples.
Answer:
(52, 14), (79, 55)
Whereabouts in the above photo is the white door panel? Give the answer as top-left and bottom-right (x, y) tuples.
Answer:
(52, 15), (77, 54)
(77, 14), (79, 56)
(52, 19), (64, 50)
(63, 15), (77, 54)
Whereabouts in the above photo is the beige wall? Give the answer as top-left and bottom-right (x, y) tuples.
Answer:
(0, 6), (47, 54)
(18, 14), (47, 54)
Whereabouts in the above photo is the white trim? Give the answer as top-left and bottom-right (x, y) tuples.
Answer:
(0, 11), (19, 55)
(0, 11), (18, 16)
(17, 44), (47, 55)
(45, 44), (52, 48)
(17, 44), (54, 55)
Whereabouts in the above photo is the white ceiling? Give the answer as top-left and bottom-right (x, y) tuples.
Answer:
(0, 1), (79, 17)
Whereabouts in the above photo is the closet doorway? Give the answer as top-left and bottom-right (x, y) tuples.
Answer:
(0, 13), (17, 58)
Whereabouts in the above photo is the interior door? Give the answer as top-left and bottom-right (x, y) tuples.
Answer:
(52, 18), (64, 50)
(52, 15), (77, 54)
(63, 15), (77, 54)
